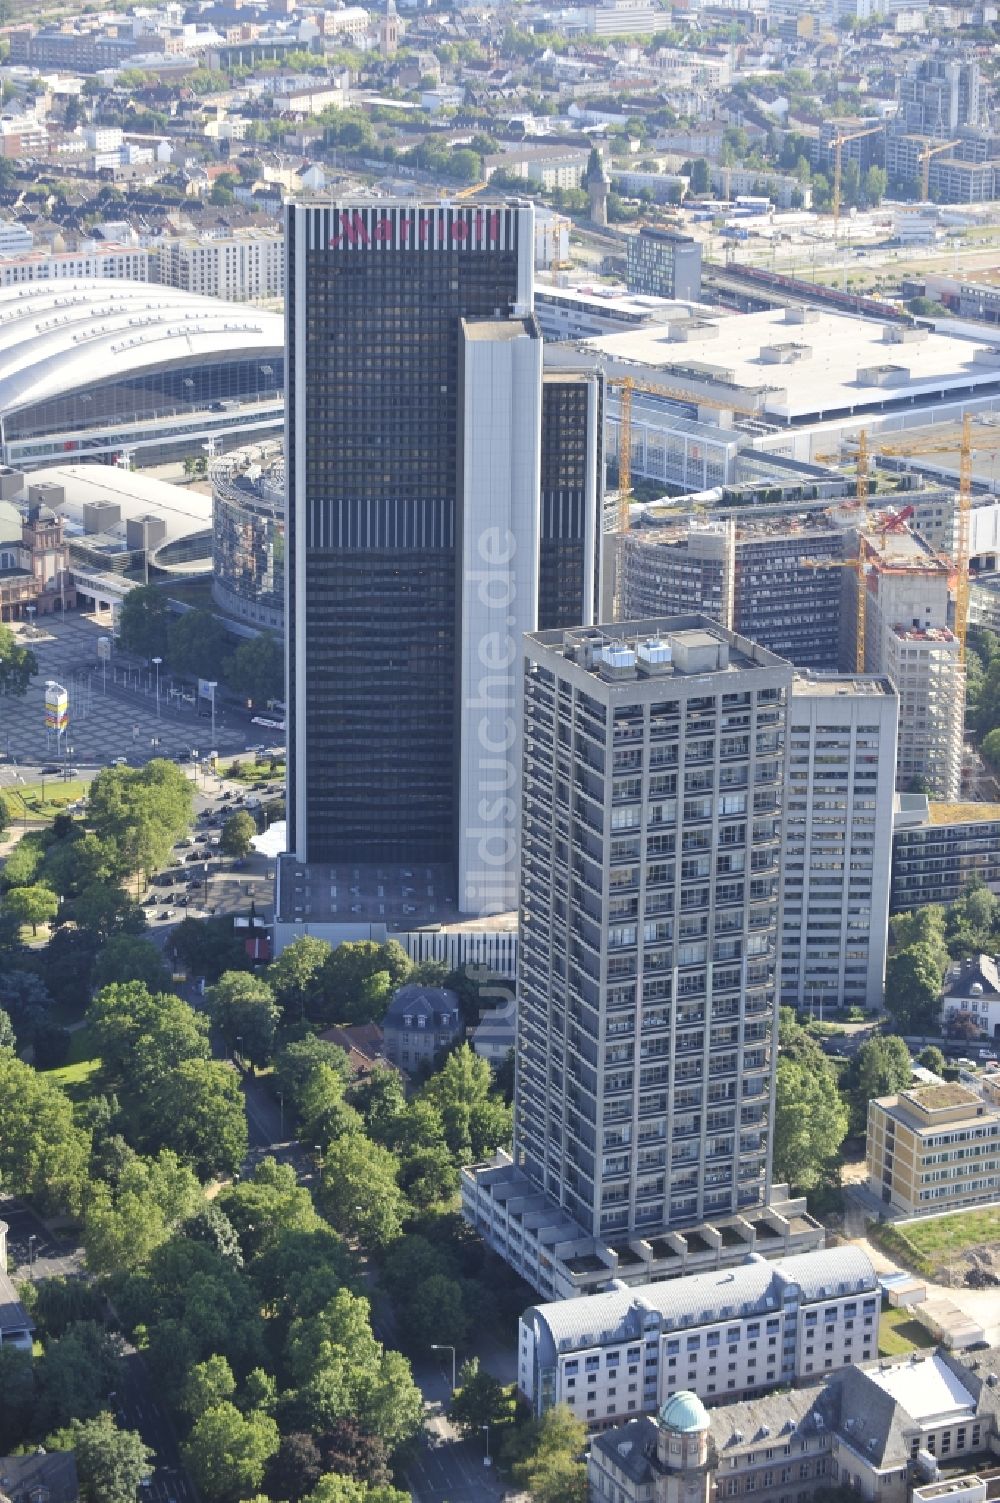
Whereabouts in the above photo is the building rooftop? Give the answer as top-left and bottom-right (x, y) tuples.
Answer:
(0, 279), (282, 420)
(528, 615), (789, 683)
(577, 307), (1000, 423)
(927, 800), (1000, 825)
(868, 1352), (976, 1427)
(792, 671), (895, 698)
(524, 1247), (877, 1359)
(896, 1082), (984, 1113)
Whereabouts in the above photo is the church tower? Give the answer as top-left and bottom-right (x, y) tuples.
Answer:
(380, 0), (399, 58)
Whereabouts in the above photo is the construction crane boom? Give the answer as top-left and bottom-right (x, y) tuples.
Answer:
(831, 124), (883, 239)
(847, 416), (986, 662)
(918, 139), (960, 202)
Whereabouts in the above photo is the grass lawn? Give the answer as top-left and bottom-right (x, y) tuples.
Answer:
(44, 1027), (102, 1103)
(901, 1207), (1000, 1263)
(1, 780), (89, 822)
(879, 1306), (935, 1358)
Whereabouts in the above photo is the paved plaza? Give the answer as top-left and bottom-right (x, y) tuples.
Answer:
(1, 611), (254, 771)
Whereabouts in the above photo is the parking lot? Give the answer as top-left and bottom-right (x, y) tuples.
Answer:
(1, 611), (254, 769)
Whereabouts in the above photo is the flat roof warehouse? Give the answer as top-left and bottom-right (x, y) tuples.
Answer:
(576, 306), (1000, 424)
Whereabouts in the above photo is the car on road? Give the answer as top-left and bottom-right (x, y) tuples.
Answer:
(186, 852), (202, 863)
(40, 765), (61, 774)
(158, 909), (175, 921)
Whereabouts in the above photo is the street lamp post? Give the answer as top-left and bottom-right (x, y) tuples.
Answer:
(278, 1091), (284, 1140)
(27, 1234), (36, 1279)
(152, 657), (162, 719)
(235, 1034), (243, 1067)
(207, 681), (218, 747)
(430, 1344), (456, 1394)
(482, 1424), (491, 1466)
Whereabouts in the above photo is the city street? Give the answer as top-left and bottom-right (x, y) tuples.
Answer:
(1, 1197), (84, 1283)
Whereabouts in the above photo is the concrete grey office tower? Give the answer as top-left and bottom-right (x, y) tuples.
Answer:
(282, 202), (607, 940)
(463, 617), (823, 1299)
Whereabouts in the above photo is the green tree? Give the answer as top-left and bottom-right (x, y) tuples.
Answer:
(884, 944), (945, 1033)
(305, 1480), (409, 1503)
(0, 624), (38, 697)
(918, 1044), (947, 1074)
(318, 1133), (407, 1249)
(450, 1356), (515, 1436)
(773, 1053), (848, 1191)
(421, 1043), (511, 1159)
(83, 1149), (202, 1276)
(850, 1035), (912, 1134)
(167, 609), (230, 680)
(87, 760), (193, 884)
(864, 164), (887, 205)
(144, 1056), (248, 1178)
(511, 1405), (588, 1503)
(221, 809), (258, 859)
(226, 634), (284, 704)
(33, 1323), (123, 1437)
(3, 835), (45, 888)
(981, 726), (1000, 767)
(183, 1402), (279, 1502)
(268, 937), (333, 1022)
(171, 914), (251, 982)
(181, 1355), (237, 1418)
(0, 1049), (90, 1213)
(688, 156), (709, 194)
(216, 1156), (324, 1261)
(0, 1008), (13, 1050)
(207, 971), (279, 1065)
(69, 881), (145, 941)
(48, 1412), (153, 1503)
(117, 584), (171, 659)
(272, 1034), (349, 1110)
(4, 881), (58, 934)
(317, 941), (411, 1026)
(92, 934), (170, 992)
(88, 982), (209, 1094)
(889, 906), (949, 969)
(0, 1346), (35, 1451)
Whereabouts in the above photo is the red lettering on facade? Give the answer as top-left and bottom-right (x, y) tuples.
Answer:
(374, 216), (393, 242)
(330, 210), (370, 247)
(451, 220), (468, 241)
(418, 215), (432, 244)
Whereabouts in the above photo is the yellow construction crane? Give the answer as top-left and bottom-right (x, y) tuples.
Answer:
(870, 412), (985, 661)
(800, 545), (870, 674)
(801, 434), (873, 672)
(453, 180), (488, 200)
(613, 373), (763, 614)
(831, 124), (883, 239)
(918, 138), (960, 202)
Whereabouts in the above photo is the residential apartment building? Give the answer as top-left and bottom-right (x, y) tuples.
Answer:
(626, 227), (703, 302)
(891, 801), (1000, 910)
(519, 1246), (878, 1426)
(866, 1082), (1000, 1215)
(462, 616), (824, 1299)
(622, 515), (845, 671)
(781, 672), (898, 1013)
(897, 56), (985, 135)
(589, 1347), (1000, 1503)
(153, 231), (284, 301)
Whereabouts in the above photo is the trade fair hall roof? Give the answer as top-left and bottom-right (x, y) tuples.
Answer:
(0, 280), (283, 417)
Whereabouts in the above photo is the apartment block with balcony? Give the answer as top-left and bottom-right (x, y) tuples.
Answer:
(781, 672), (898, 1013)
(866, 1082), (1000, 1216)
(462, 616), (823, 1300)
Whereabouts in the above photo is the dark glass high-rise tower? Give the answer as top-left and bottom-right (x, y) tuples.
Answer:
(285, 201), (534, 870)
(282, 200), (605, 929)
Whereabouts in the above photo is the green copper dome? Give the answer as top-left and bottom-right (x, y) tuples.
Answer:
(659, 1391), (710, 1433)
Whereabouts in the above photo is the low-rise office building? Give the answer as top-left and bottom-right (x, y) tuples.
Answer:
(588, 1347), (1000, 1503)
(943, 955), (1000, 1042)
(519, 1247), (878, 1427)
(866, 1081), (1000, 1215)
(379, 983), (462, 1072)
(626, 226), (703, 302)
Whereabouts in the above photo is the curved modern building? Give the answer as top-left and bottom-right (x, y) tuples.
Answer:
(211, 441), (284, 628)
(0, 280), (284, 469)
